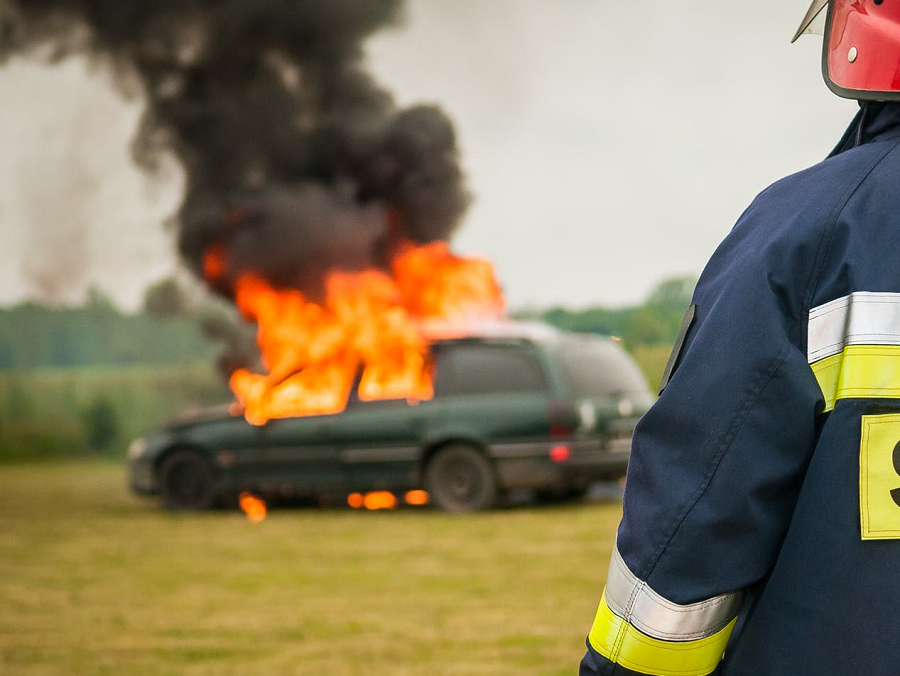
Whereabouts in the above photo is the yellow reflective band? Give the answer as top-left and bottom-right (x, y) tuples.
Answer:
(812, 345), (900, 413)
(588, 591), (736, 676)
(812, 352), (843, 412)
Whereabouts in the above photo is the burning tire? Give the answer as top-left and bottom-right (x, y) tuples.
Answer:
(425, 445), (497, 513)
(158, 450), (216, 511)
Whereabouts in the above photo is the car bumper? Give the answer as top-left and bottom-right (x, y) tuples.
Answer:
(490, 438), (630, 491)
(129, 457), (158, 495)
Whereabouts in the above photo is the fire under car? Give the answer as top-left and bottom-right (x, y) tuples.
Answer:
(127, 323), (653, 513)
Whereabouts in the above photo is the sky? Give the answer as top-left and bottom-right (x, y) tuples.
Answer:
(0, 0), (856, 311)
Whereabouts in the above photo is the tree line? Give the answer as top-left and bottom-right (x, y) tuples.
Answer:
(518, 276), (697, 350)
(0, 288), (216, 370)
(0, 276), (696, 372)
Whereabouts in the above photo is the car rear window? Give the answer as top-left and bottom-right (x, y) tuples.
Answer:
(555, 337), (648, 398)
(435, 342), (546, 396)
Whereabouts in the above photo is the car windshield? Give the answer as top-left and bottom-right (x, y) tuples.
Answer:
(556, 336), (648, 398)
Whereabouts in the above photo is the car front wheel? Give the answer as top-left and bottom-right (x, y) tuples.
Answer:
(158, 450), (216, 511)
(425, 445), (497, 513)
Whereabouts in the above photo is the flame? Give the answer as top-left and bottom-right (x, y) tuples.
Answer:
(347, 490), (429, 509)
(363, 491), (398, 510)
(210, 240), (504, 425)
(203, 242), (227, 281)
(394, 242), (504, 322)
(347, 491), (396, 510)
(239, 492), (267, 522)
(404, 490), (429, 506)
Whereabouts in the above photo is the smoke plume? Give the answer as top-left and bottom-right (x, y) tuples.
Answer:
(0, 0), (470, 301)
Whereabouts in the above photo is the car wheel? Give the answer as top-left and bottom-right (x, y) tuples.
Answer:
(425, 445), (497, 513)
(158, 450), (216, 511)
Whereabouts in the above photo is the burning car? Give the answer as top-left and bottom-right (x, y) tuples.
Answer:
(128, 323), (653, 513)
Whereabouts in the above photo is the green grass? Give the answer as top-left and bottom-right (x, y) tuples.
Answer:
(0, 461), (621, 676)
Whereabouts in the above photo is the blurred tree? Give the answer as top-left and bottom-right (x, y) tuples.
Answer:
(0, 296), (215, 369)
(645, 276), (696, 307)
(525, 275), (698, 349)
(622, 307), (668, 347)
(81, 396), (120, 452)
(143, 277), (189, 319)
(85, 286), (118, 315)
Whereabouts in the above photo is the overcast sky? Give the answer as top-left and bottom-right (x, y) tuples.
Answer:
(0, 0), (855, 311)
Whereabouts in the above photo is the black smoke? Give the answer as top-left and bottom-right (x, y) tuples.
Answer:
(0, 0), (470, 299)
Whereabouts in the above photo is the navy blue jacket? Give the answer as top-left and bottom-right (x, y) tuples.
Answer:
(581, 103), (900, 676)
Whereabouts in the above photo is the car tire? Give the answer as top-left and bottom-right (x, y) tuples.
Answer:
(425, 445), (497, 513)
(158, 450), (216, 511)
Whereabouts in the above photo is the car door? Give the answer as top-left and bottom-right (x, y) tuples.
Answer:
(334, 365), (451, 491)
(256, 413), (345, 494)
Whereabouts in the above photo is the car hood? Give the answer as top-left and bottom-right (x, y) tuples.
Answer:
(163, 404), (239, 431)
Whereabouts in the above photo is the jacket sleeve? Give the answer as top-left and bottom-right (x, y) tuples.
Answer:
(580, 191), (827, 676)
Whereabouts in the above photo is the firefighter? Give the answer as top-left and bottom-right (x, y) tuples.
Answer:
(580, 2), (900, 675)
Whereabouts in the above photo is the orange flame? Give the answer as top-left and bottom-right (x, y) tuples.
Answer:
(203, 242), (227, 281)
(394, 242), (504, 322)
(363, 491), (398, 510)
(404, 490), (429, 506)
(239, 492), (267, 522)
(348, 490), (428, 509)
(347, 491), (397, 512)
(212, 240), (504, 425)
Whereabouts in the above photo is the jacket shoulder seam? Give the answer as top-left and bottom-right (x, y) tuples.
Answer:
(806, 138), (900, 310)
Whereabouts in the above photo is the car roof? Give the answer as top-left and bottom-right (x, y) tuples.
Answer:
(423, 320), (561, 344)
(424, 321), (620, 348)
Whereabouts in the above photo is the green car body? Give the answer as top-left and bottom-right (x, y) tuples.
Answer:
(128, 324), (653, 512)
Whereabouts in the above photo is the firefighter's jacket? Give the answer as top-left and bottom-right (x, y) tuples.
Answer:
(581, 102), (900, 676)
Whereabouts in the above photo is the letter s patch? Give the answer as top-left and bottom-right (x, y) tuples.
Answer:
(859, 413), (900, 540)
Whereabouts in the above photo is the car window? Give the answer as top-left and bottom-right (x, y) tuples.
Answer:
(435, 342), (546, 396)
(345, 369), (411, 410)
(556, 337), (648, 398)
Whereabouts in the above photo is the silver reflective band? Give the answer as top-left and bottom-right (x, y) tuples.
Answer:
(808, 292), (900, 363)
(605, 546), (743, 642)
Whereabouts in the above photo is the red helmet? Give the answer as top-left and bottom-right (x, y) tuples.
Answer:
(794, 0), (900, 100)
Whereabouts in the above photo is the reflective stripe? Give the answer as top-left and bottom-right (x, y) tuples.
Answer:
(589, 592), (737, 676)
(808, 292), (900, 363)
(587, 547), (741, 675)
(605, 546), (742, 641)
(813, 345), (900, 412)
(808, 293), (900, 411)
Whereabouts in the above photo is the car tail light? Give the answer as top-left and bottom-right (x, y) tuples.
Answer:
(548, 399), (577, 439)
(549, 445), (571, 462)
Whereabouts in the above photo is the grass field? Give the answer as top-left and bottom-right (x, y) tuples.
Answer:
(0, 461), (621, 676)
